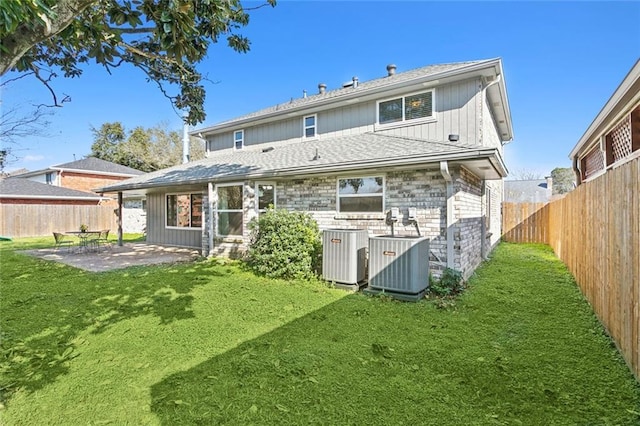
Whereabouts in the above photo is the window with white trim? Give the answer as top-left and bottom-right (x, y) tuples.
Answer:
(378, 90), (433, 125)
(256, 182), (276, 214)
(216, 184), (243, 236)
(234, 130), (244, 150)
(45, 172), (55, 185)
(166, 193), (202, 228)
(303, 114), (316, 138)
(337, 176), (384, 213)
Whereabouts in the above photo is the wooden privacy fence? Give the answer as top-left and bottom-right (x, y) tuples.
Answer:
(0, 204), (118, 238)
(502, 157), (639, 380)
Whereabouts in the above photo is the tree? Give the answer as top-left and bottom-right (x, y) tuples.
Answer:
(510, 168), (543, 180)
(550, 167), (575, 194)
(0, 0), (276, 125)
(90, 121), (204, 172)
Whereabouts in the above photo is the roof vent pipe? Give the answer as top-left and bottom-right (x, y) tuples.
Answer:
(318, 83), (327, 94)
(386, 64), (397, 76)
(303, 90), (307, 98)
(352, 76), (359, 88)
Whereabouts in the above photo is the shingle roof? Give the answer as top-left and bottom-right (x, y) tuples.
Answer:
(504, 179), (551, 203)
(98, 133), (498, 192)
(198, 60), (491, 132)
(54, 157), (143, 175)
(0, 178), (105, 199)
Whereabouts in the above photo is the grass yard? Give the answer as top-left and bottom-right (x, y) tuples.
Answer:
(1, 239), (639, 425)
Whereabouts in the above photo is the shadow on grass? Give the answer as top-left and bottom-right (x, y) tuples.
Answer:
(148, 245), (640, 425)
(0, 245), (231, 406)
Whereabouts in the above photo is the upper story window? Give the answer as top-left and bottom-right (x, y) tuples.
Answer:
(45, 172), (55, 185)
(377, 90), (434, 125)
(303, 114), (317, 139)
(337, 176), (384, 213)
(234, 130), (244, 150)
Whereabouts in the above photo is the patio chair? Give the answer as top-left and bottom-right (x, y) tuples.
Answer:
(53, 232), (74, 251)
(90, 229), (112, 252)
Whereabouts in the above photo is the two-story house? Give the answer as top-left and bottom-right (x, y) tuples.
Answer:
(98, 58), (513, 278)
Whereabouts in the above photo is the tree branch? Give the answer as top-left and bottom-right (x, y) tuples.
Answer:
(0, 0), (98, 75)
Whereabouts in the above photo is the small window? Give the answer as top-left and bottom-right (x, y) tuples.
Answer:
(166, 193), (202, 228)
(45, 172), (55, 185)
(378, 90), (433, 125)
(217, 184), (243, 236)
(337, 176), (384, 213)
(256, 182), (276, 214)
(303, 114), (316, 138)
(234, 130), (244, 150)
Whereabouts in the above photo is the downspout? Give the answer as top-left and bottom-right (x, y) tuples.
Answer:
(572, 156), (582, 186)
(207, 182), (215, 256)
(440, 161), (455, 269)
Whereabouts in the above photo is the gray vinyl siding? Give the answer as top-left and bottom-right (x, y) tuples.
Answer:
(206, 78), (483, 154)
(376, 78), (481, 144)
(481, 91), (503, 153)
(146, 192), (202, 249)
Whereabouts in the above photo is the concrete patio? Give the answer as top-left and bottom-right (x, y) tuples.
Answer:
(22, 243), (202, 272)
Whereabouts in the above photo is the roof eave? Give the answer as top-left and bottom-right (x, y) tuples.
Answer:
(98, 148), (505, 193)
(569, 59), (640, 159)
(0, 194), (105, 201)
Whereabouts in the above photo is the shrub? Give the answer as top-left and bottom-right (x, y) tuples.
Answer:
(247, 208), (321, 280)
(429, 268), (464, 297)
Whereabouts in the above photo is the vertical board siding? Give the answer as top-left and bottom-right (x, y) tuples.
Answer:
(205, 79), (483, 155)
(0, 204), (117, 238)
(502, 157), (639, 380)
(146, 193), (202, 249)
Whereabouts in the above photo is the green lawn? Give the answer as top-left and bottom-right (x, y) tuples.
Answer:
(1, 239), (639, 425)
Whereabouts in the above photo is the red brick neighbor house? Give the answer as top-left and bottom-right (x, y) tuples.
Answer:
(13, 157), (143, 203)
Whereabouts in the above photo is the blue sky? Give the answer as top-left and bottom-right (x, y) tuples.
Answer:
(2, 1), (639, 177)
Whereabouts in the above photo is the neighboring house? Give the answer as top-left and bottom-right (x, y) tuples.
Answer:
(10, 157), (147, 233)
(17, 157), (143, 195)
(504, 177), (553, 203)
(0, 177), (105, 205)
(570, 59), (640, 184)
(99, 58), (513, 278)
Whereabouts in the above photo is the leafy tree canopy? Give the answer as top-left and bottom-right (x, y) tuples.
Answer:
(90, 121), (205, 171)
(550, 167), (575, 194)
(0, 0), (276, 125)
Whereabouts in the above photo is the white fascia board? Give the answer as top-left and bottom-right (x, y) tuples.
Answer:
(51, 167), (140, 178)
(569, 59), (640, 159)
(100, 148), (503, 192)
(0, 194), (105, 201)
(193, 59), (503, 137)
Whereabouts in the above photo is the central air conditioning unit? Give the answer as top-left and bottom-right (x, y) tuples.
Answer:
(322, 229), (368, 290)
(366, 235), (429, 301)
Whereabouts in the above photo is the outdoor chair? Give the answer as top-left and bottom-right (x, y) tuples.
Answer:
(53, 232), (74, 251)
(90, 229), (112, 252)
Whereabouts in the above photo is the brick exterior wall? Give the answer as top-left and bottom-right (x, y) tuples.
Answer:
(201, 166), (499, 278)
(60, 172), (128, 193)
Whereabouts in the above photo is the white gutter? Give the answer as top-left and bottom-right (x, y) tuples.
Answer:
(50, 167), (141, 178)
(439, 160), (455, 269)
(0, 194), (105, 201)
(97, 148), (505, 193)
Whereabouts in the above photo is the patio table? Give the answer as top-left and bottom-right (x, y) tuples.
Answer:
(65, 231), (101, 253)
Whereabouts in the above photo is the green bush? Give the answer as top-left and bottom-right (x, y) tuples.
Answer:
(247, 208), (321, 280)
(429, 268), (464, 297)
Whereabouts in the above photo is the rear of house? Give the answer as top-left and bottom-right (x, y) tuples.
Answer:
(99, 59), (513, 278)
